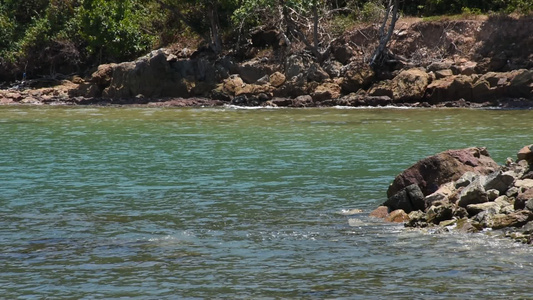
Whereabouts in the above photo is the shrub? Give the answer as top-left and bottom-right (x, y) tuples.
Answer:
(76, 0), (156, 63)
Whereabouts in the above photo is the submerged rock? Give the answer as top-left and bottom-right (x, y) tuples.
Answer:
(338, 208), (364, 216)
(369, 206), (389, 219)
(385, 209), (410, 223)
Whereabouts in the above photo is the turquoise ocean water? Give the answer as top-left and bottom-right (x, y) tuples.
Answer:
(0, 106), (532, 298)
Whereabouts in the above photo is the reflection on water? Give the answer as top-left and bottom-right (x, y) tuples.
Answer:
(0, 106), (532, 298)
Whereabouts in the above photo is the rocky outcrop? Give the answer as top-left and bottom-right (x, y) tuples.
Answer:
(61, 41), (530, 107)
(387, 147), (498, 199)
(368, 68), (431, 102)
(372, 145), (533, 244)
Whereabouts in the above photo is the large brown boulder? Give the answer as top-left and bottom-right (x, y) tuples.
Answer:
(491, 210), (533, 230)
(238, 59), (276, 84)
(508, 69), (533, 99)
(222, 75), (245, 95)
(390, 68), (430, 102)
(387, 147), (499, 198)
(425, 75), (475, 103)
(269, 72), (286, 87)
(311, 82), (341, 102)
(385, 209), (410, 223)
(340, 65), (375, 93)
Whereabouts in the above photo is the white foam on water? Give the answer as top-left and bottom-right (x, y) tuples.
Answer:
(332, 105), (416, 110)
(223, 104), (280, 110)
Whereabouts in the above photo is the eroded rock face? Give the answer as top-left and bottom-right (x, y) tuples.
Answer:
(103, 50), (202, 98)
(387, 147), (498, 198)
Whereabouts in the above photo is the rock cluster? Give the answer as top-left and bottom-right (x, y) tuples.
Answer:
(371, 145), (533, 244)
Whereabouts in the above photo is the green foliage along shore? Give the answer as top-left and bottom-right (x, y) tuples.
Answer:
(0, 0), (531, 81)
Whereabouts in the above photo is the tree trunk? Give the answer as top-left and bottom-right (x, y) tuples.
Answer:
(282, 0), (324, 63)
(312, 2), (320, 55)
(370, 0), (399, 68)
(207, 2), (222, 54)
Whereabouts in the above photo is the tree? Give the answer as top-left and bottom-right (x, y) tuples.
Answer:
(77, 0), (155, 63)
(370, 0), (399, 68)
(157, 0), (238, 54)
(234, 0), (352, 63)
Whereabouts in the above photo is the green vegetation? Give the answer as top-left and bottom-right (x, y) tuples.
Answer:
(0, 0), (530, 81)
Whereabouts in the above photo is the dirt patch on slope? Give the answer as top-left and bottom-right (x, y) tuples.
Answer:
(345, 15), (533, 71)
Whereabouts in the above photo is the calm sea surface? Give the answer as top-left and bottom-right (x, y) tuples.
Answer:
(0, 106), (532, 299)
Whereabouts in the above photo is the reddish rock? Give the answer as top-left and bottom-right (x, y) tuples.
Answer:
(292, 95), (314, 107)
(385, 209), (409, 223)
(368, 80), (393, 98)
(387, 147), (499, 198)
(0, 97), (15, 104)
(517, 145), (533, 163)
(369, 206), (389, 219)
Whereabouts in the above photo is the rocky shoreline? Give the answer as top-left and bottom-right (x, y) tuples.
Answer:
(0, 67), (531, 108)
(371, 145), (533, 245)
(1, 17), (531, 108)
